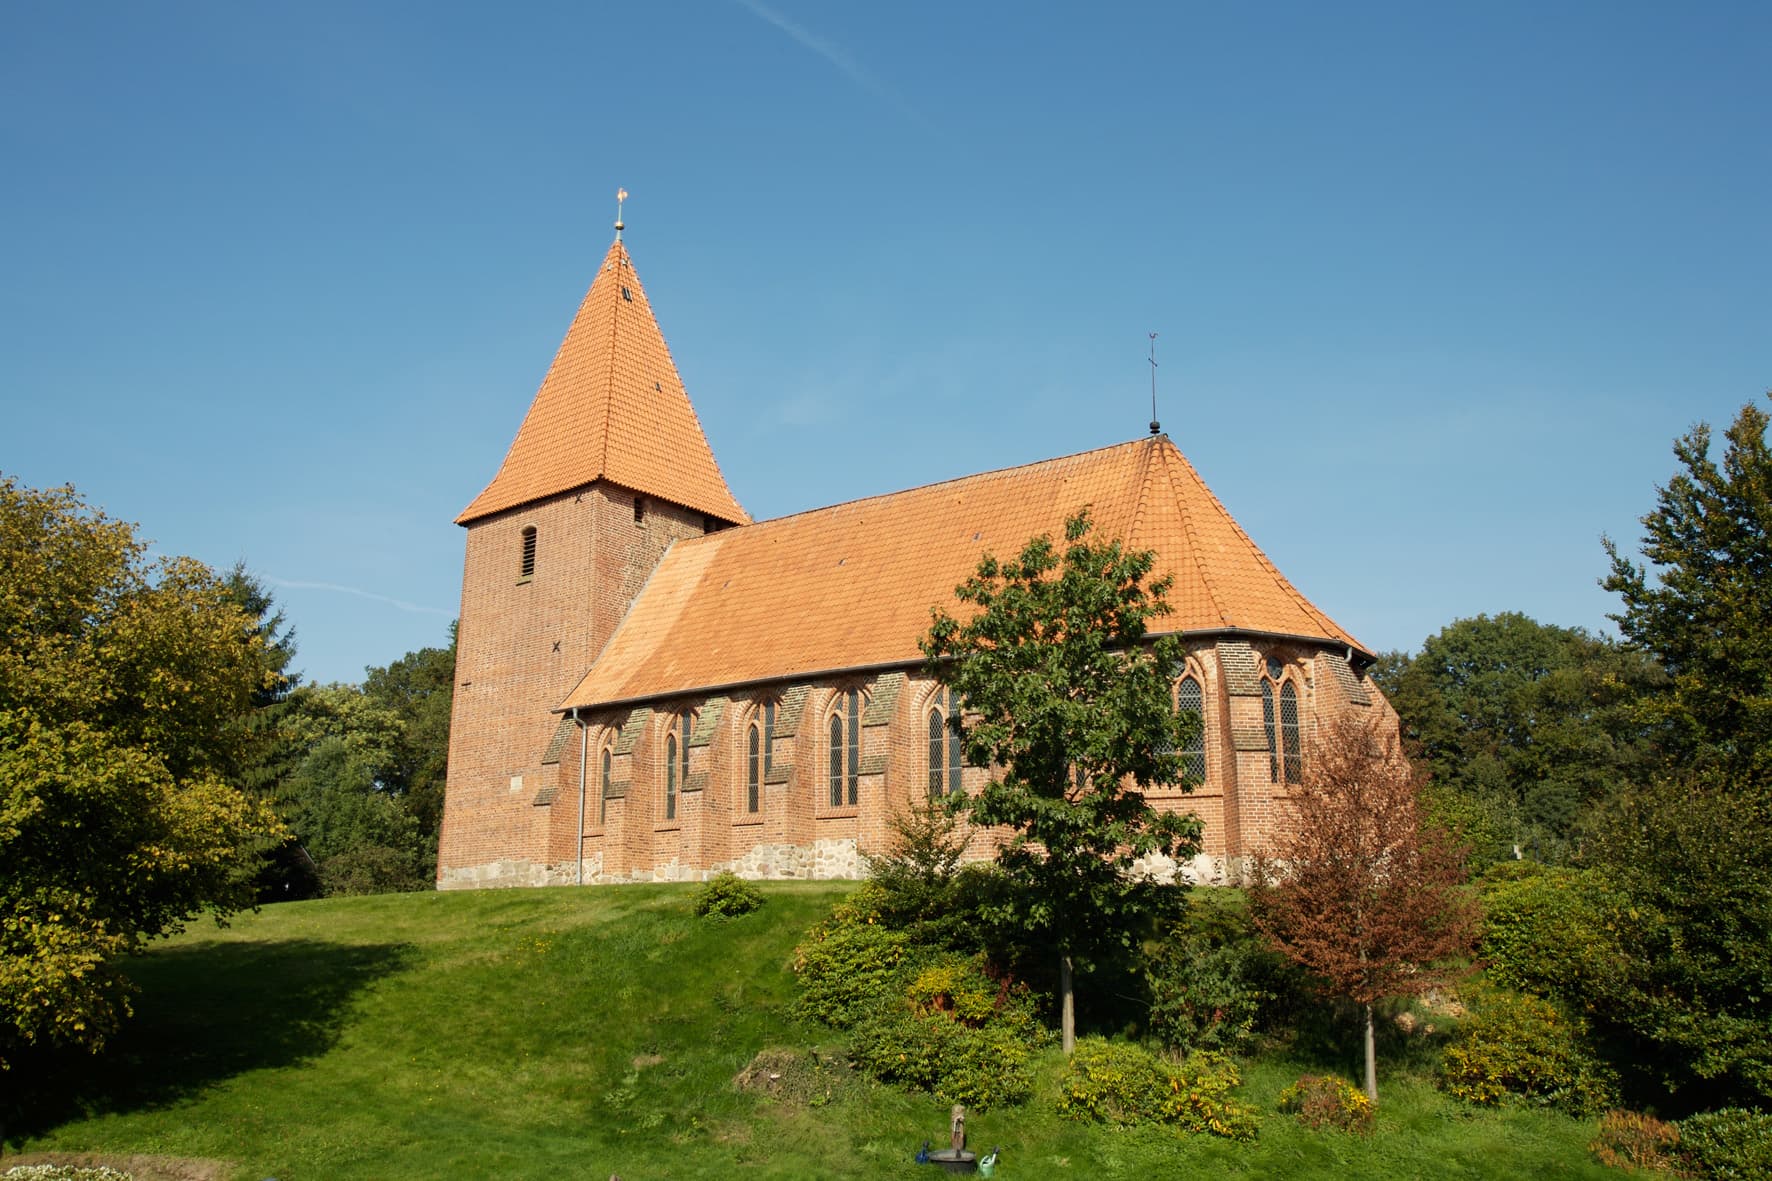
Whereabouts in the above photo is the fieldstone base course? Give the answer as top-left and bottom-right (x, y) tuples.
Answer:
(437, 839), (865, 890)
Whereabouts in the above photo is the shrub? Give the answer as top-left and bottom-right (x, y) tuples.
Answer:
(692, 871), (764, 920)
(318, 842), (430, 896)
(1056, 1037), (1257, 1139)
(1439, 990), (1618, 1117)
(792, 913), (917, 1029)
(904, 953), (1040, 1035)
(1678, 1108), (1772, 1180)
(1278, 1074), (1374, 1134)
(849, 1010), (1033, 1111)
(1147, 937), (1268, 1054)
(1478, 863), (1619, 999)
(1589, 1110), (1682, 1174)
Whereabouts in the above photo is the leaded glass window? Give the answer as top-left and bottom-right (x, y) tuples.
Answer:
(1176, 675), (1205, 783)
(599, 747), (611, 824)
(665, 713), (690, 820)
(828, 689), (861, 807)
(927, 689), (964, 799)
(828, 712), (844, 807)
(1280, 681), (1302, 784)
(1262, 680), (1278, 783)
(746, 723), (761, 814)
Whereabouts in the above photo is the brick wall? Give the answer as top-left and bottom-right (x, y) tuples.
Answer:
(494, 642), (1394, 888)
(436, 482), (707, 887)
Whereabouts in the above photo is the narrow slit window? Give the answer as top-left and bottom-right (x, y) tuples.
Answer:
(519, 526), (537, 580)
(634, 497), (645, 524)
(664, 732), (678, 820)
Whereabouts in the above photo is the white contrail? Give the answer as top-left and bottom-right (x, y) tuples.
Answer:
(730, 0), (923, 122)
(265, 577), (454, 618)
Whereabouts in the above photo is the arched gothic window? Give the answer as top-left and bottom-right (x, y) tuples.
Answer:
(1175, 674), (1206, 783)
(927, 688), (963, 799)
(827, 688), (862, 807)
(599, 745), (612, 824)
(1280, 682), (1302, 784)
(746, 722), (762, 814)
(664, 712), (691, 820)
(1262, 657), (1302, 785)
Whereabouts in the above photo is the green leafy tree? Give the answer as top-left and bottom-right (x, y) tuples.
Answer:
(921, 510), (1202, 1054)
(1604, 396), (1772, 780)
(1386, 613), (1661, 863)
(0, 476), (285, 1066)
(361, 628), (456, 844)
(1578, 779), (1772, 1108)
(272, 682), (431, 895)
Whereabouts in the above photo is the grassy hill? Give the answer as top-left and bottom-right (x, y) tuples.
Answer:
(8, 884), (1618, 1179)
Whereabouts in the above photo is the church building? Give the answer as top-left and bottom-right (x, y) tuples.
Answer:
(436, 226), (1388, 890)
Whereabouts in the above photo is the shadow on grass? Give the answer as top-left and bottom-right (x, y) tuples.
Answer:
(3, 937), (415, 1141)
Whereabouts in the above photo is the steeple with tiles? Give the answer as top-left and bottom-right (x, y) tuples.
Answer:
(439, 224), (746, 885)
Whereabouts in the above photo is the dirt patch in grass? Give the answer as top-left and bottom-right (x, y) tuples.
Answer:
(1, 1152), (233, 1181)
(733, 1046), (861, 1108)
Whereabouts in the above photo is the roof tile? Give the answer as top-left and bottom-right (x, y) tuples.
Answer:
(562, 436), (1365, 711)
(457, 238), (749, 526)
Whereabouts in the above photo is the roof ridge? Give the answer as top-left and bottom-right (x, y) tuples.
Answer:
(1170, 442), (1353, 641)
(1122, 435), (1157, 555)
(714, 437), (1159, 535)
(597, 243), (623, 483)
(1157, 437), (1232, 627)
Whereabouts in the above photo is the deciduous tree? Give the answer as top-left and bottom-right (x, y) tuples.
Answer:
(921, 510), (1201, 1054)
(1248, 713), (1477, 1103)
(1384, 613), (1662, 864)
(0, 476), (284, 1066)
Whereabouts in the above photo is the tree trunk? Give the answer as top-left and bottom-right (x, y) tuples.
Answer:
(1060, 954), (1075, 1055)
(1363, 1002), (1378, 1104)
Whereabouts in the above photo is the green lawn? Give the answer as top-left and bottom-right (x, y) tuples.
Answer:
(9, 884), (1618, 1179)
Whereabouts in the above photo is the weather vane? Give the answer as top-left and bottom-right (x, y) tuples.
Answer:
(615, 187), (628, 239)
(1148, 332), (1161, 436)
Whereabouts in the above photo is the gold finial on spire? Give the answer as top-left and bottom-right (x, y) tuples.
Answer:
(615, 187), (628, 239)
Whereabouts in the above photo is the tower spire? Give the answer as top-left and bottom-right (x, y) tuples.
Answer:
(614, 187), (628, 240)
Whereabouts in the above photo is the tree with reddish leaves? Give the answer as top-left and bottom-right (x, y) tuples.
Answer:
(1247, 712), (1477, 1104)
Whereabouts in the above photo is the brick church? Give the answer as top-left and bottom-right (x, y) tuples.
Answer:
(436, 226), (1389, 889)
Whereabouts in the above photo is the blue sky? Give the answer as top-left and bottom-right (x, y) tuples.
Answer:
(3, 1), (1767, 686)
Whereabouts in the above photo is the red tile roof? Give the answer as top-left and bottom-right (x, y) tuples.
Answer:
(561, 435), (1366, 711)
(457, 238), (749, 526)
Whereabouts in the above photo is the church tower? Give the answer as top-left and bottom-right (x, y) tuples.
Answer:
(438, 225), (748, 887)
